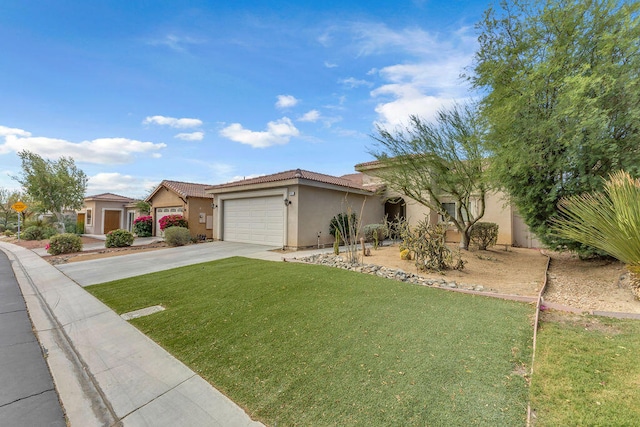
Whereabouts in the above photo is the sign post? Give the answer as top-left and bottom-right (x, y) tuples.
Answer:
(11, 202), (27, 241)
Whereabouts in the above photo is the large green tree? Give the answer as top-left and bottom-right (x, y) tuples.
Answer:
(471, 0), (640, 251)
(369, 103), (488, 250)
(13, 151), (88, 224)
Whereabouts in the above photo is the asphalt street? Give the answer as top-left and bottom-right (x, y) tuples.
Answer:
(0, 250), (66, 426)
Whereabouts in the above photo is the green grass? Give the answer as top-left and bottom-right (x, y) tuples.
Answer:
(87, 257), (534, 426)
(530, 312), (640, 426)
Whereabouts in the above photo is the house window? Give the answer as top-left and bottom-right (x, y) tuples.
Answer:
(86, 208), (92, 226)
(441, 201), (476, 223)
(441, 203), (456, 222)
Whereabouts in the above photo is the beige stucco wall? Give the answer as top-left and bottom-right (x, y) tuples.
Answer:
(210, 183), (383, 249)
(184, 197), (213, 239)
(295, 186), (384, 248)
(80, 200), (127, 235)
(148, 187), (213, 238)
(375, 186), (515, 245)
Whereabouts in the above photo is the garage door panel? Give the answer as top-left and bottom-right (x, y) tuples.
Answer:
(223, 196), (284, 246)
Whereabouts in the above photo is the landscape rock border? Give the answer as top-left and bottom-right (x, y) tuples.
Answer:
(293, 253), (490, 293)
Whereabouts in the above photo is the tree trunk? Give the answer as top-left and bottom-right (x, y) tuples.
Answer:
(459, 229), (470, 250)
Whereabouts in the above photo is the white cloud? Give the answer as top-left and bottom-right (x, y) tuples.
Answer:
(175, 131), (204, 141)
(319, 22), (476, 128)
(275, 95), (299, 109)
(352, 24), (476, 128)
(298, 110), (321, 123)
(324, 61), (338, 68)
(143, 115), (203, 129)
(370, 61), (470, 128)
(86, 172), (157, 198)
(0, 125), (31, 138)
(0, 127), (167, 164)
(339, 77), (373, 89)
(372, 86), (458, 128)
(219, 117), (299, 148)
(146, 34), (204, 52)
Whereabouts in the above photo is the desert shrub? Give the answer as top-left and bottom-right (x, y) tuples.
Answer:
(48, 233), (82, 255)
(133, 215), (153, 237)
(164, 226), (191, 247)
(22, 225), (57, 241)
(400, 249), (412, 260)
(329, 212), (358, 237)
(398, 219), (464, 272)
(62, 216), (78, 234)
(363, 224), (387, 249)
(105, 229), (135, 248)
(470, 222), (499, 250)
(159, 214), (188, 231)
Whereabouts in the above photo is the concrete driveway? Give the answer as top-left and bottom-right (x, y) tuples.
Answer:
(56, 241), (287, 287)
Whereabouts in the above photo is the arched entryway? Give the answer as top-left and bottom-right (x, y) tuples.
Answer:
(384, 197), (405, 240)
(384, 197), (406, 222)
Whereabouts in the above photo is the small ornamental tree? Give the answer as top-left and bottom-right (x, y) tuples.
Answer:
(133, 215), (153, 237)
(159, 214), (188, 231)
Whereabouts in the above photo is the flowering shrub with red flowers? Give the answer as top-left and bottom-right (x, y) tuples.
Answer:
(133, 215), (153, 237)
(159, 214), (188, 231)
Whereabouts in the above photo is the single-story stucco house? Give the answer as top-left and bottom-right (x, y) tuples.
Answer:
(79, 193), (139, 235)
(205, 169), (384, 249)
(354, 160), (541, 248)
(146, 180), (214, 239)
(202, 162), (539, 249)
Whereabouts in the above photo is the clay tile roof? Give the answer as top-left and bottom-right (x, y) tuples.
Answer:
(339, 173), (364, 186)
(161, 180), (215, 199)
(207, 169), (372, 192)
(84, 193), (136, 202)
(354, 159), (381, 170)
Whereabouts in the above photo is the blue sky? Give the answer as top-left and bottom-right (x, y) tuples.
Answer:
(0, 0), (488, 198)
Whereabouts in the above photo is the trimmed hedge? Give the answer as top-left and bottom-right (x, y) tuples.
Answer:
(164, 226), (191, 247)
(105, 229), (135, 248)
(470, 222), (499, 250)
(48, 233), (82, 255)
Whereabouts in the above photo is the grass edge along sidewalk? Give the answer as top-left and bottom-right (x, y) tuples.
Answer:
(87, 256), (534, 426)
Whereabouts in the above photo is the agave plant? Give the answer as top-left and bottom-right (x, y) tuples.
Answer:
(552, 170), (640, 298)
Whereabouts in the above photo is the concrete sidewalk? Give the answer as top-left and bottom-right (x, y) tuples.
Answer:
(0, 241), (265, 426)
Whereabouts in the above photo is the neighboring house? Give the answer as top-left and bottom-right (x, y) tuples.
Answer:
(354, 160), (541, 248)
(206, 169), (384, 249)
(146, 180), (214, 239)
(79, 193), (138, 235)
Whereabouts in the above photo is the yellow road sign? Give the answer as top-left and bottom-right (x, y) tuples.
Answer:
(11, 201), (27, 212)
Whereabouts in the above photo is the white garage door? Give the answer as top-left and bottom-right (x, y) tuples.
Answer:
(156, 207), (183, 237)
(223, 197), (284, 246)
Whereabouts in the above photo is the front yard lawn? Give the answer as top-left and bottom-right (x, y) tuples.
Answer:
(530, 312), (640, 426)
(87, 256), (534, 426)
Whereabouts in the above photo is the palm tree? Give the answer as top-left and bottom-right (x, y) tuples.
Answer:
(552, 170), (640, 299)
